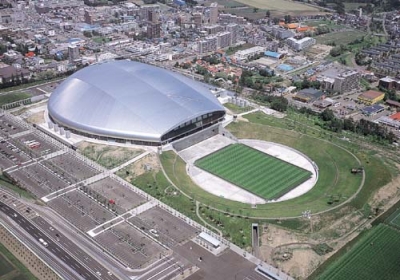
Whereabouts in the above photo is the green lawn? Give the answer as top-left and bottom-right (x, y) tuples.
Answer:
(195, 144), (311, 200)
(0, 92), (31, 107)
(315, 224), (400, 280)
(224, 103), (253, 114)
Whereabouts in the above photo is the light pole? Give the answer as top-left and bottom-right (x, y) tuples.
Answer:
(302, 210), (312, 233)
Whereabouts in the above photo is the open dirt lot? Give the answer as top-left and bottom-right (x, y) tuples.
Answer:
(118, 153), (160, 182)
(25, 111), (45, 124)
(78, 141), (144, 169)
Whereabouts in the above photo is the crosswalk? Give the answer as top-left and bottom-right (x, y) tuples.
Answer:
(136, 256), (184, 280)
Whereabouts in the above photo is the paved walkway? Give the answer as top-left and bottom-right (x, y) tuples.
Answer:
(109, 151), (150, 173)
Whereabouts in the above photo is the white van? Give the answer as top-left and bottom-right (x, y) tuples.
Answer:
(38, 238), (48, 247)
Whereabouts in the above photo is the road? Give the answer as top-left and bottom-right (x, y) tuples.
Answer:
(33, 216), (118, 280)
(0, 200), (104, 280)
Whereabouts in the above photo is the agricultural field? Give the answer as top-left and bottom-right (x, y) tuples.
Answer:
(314, 224), (400, 280)
(233, 0), (320, 12)
(315, 30), (367, 45)
(195, 144), (311, 200)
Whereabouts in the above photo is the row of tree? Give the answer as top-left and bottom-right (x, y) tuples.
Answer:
(299, 107), (396, 143)
(251, 92), (288, 112)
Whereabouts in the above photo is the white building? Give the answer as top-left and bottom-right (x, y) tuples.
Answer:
(234, 46), (265, 61)
(286, 37), (316, 51)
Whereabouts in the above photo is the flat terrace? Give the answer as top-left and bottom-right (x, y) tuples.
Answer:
(0, 114), (28, 136)
(129, 206), (198, 248)
(95, 221), (166, 269)
(86, 177), (146, 213)
(43, 153), (100, 182)
(10, 163), (69, 197)
(14, 132), (61, 158)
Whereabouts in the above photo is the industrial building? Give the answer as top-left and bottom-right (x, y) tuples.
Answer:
(293, 88), (324, 103)
(48, 61), (225, 145)
(357, 90), (385, 105)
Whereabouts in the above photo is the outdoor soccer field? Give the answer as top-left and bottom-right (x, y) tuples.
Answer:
(316, 224), (400, 280)
(194, 144), (311, 200)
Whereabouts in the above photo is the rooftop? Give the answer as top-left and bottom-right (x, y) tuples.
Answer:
(359, 90), (385, 100)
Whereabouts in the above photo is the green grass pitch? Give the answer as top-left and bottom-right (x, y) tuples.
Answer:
(315, 224), (400, 280)
(194, 144), (312, 200)
(385, 209), (400, 229)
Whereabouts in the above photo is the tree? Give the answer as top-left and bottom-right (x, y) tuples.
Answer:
(266, 10), (270, 17)
(270, 96), (288, 112)
(321, 109), (335, 122)
(253, 7), (259, 13)
(83, 31), (92, 38)
(335, 0), (345, 14)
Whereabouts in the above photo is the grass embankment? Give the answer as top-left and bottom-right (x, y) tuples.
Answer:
(160, 123), (361, 219)
(223, 103), (253, 114)
(0, 242), (37, 280)
(0, 92), (31, 107)
(0, 175), (35, 200)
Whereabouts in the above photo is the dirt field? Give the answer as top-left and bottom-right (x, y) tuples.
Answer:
(118, 153), (160, 182)
(77, 142), (144, 169)
(25, 111), (45, 124)
(234, 0), (320, 12)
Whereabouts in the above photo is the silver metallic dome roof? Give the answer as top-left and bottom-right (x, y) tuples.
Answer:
(48, 60), (225, 142)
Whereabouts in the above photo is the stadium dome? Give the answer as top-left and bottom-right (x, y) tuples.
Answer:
(48, 60), (225, 145)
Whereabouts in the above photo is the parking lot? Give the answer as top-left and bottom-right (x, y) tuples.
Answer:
(43, 152), (100, 182)
(0, 114), (28, 136)
(10, 163), (69, 197)
(48, 196), (102, 232)
(87, 177), (146, 213)
(95, 221), (166, 269)
(0, 140), (30, 169)
(129, 206), (198, 248)
(14, 132), (60, 157)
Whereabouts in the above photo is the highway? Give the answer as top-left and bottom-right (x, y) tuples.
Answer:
(0, 200), (102, 280)
(33, 216), (118, 280)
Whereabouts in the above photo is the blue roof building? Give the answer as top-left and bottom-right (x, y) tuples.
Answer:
(264, 51), (283, 59)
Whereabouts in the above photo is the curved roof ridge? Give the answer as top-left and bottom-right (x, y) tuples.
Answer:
(48, 60), (225, 142)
